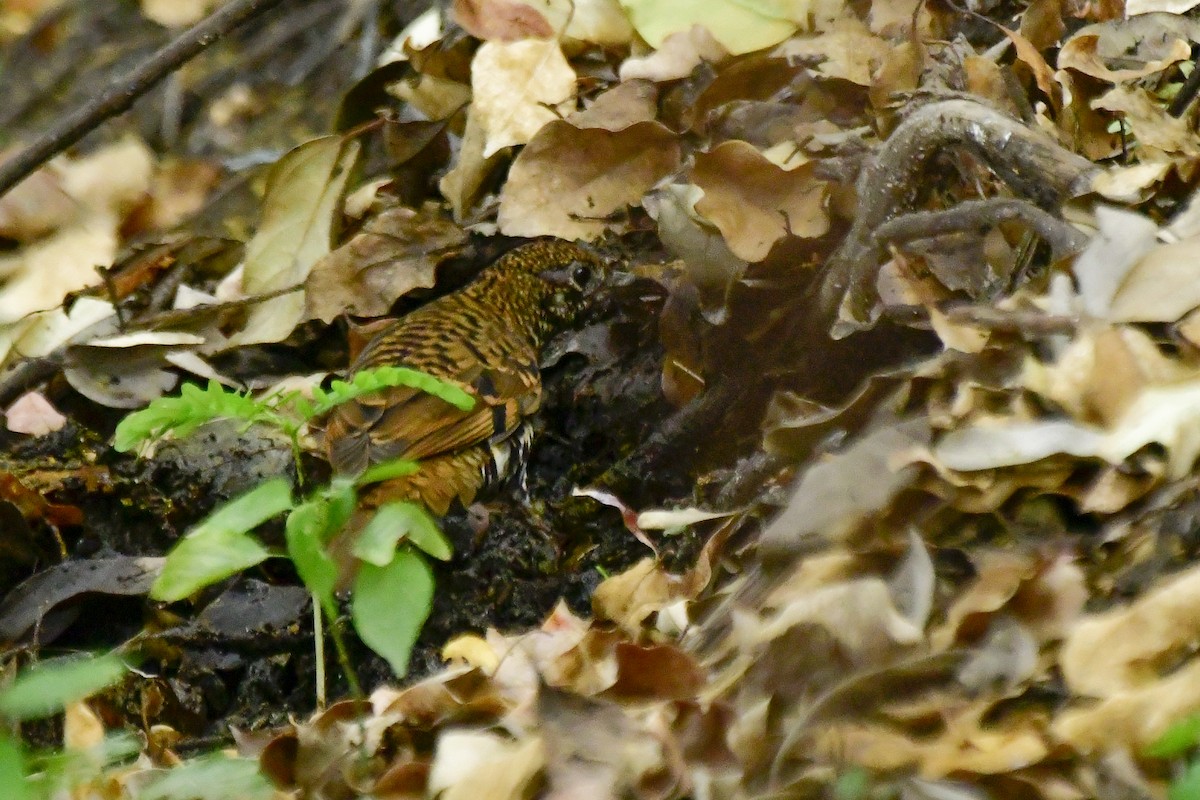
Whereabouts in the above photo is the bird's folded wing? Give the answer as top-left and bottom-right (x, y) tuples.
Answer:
(325, 336), (541, 474)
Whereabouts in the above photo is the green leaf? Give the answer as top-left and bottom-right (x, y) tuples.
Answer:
(354, 502), (451, 565)
(0, 653), (126, 721)
(352, 549), (434, 677)
(285, 499), (341, 617)
(307, 365), (475, 420)
(1149, 714), (1200, 759)
(1172, 760), (1200, 800)
(150, 479), (292, 602)
(356, 458), (421, 486)
(151, 527), (272, 602)
(199, 478), (294, 535)
(138, 753), (274, 800)
(618, 0), (798, 54)
(114, 380), (275, 452)
(0, 735), (30, 800)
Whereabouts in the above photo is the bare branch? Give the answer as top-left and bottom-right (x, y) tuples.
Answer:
(0, 0), (292, 200)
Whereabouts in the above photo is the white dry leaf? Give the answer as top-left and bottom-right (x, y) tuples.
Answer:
(635, 506), (733, 529)
(935, 373), (1200, 479)
(743, 577), (924, 660)
(227, 136), (360, 347)
(774, 17), (890, 86)
(1092, 162), (1172, 204)
(1071, 205), (1158, 319)
(140, 0), (221, 27)
(618, 25), (728, 82)
(1107, 234), (1200, 323)
(471, 39), (577, 158)
(1127, 0), (1200, 13)
(1053, 658), (1200, 753)
(0, 297), (115, 367)
(429, 731), (544, 800)
(5, 391), (66, 435)
(1060, 564), (1200, 698)
(519, 0), (634, 43)
(377, 6), (443, 64)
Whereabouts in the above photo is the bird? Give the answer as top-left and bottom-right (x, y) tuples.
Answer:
(324, 239), (605, 515)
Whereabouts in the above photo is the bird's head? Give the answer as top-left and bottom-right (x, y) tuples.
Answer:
(487, 239), (608, 334)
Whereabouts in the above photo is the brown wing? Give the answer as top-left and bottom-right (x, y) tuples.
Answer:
(325, 315), (542, 475)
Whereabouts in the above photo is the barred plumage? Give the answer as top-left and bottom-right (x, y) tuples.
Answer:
(325, 240), (604, 515)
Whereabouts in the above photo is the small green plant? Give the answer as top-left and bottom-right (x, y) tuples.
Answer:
(114, 368), (475, 684)
(1146, 713), (1200, 800)
(0, 652), (269, 800)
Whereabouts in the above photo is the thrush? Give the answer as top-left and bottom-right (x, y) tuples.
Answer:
(324, 239), (605, 515)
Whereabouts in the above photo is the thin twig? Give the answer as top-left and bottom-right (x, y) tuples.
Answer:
(0, 0), (292, 200)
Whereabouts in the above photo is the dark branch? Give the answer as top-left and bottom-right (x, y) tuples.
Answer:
(0, 0), (292, 200)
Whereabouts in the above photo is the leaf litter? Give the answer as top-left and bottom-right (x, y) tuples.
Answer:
(10, 0), (1200, 797)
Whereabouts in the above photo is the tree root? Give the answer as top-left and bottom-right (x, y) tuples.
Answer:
(817, 99), (1099, 338)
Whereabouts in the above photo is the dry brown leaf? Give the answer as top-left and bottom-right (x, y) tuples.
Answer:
(305, 204), (465, 322)
(569, 80), (658, 131)
(439, 108), (506, 221)
(692, 141), (829, 262)
(0, 138), (153, 324)
(471, 39), (577, 158)
(497, 120), (680, 240)
(1092, 85), (1200, 157)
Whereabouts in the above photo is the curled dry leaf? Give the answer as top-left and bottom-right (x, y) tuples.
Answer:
(692, 140), (829, 262)
(305, 203), (466, 322)
(471, 39), (577, 158)
(497, 120), (681, 240)
(1092, 85), (1200, 158)
(644, 183), (746, 325)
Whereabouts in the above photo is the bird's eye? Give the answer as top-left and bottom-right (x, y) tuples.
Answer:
(570, 263), (593, 289)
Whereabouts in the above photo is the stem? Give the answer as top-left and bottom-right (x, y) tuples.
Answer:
(0, 0), (292, 200)
(329, 616), (365, 700)
(312, 601), (326, 709)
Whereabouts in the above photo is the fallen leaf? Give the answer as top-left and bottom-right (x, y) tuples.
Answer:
(497, 120), (680, 240)
(227, 135), (361, 346)
(4, 391), (66, 435)
(305, 203), (465, 322)
(692, 141), (829, 262)
(471, 39), (577, 158)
